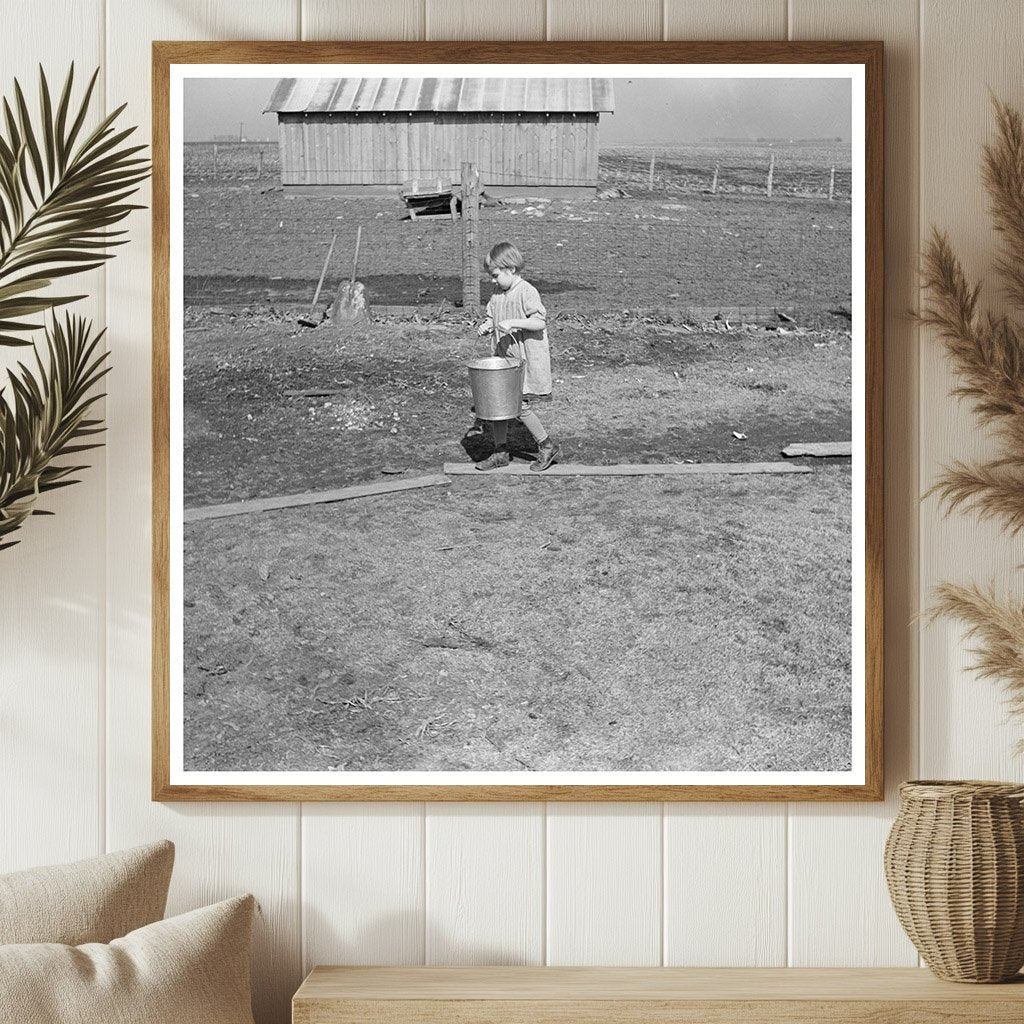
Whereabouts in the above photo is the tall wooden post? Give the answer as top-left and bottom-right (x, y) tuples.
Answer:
(257, 148), (264, 179)
(711, 163), (719, 194)
(828, 165), (836, 201)
(461, 162), (481, 315)
(212, 143), (218, 177)
(766, 152), (775, 197)
(648, 154), (656, 191)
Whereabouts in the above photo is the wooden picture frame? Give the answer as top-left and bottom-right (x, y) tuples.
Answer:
(153, 40), (883, 801)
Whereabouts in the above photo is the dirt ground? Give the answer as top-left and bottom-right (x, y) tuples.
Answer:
(183, 311), (850, 505)
(183, 185), (852, 317)
(184, 469), (852, 773)
(181, 160), (856, 775)
(182, 308), (854, 773)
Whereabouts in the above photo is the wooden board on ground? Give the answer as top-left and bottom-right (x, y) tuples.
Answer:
(443, 462), (812, 478)
(184, 475), (449, 523)
(782, 442), (853, 458)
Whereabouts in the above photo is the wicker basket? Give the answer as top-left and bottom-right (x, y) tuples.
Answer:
(884, 780), (1024, 982)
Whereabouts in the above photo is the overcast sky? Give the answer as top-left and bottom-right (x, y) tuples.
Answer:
(184, 76), (851, 145)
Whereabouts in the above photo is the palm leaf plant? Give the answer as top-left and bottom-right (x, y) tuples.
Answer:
(0, 64), (148, 549)
(920, 97), (1024, 729)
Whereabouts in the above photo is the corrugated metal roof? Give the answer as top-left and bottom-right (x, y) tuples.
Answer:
(266, 78), (614, 114)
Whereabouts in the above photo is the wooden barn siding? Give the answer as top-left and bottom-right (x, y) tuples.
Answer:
(278, 112), (600, 186)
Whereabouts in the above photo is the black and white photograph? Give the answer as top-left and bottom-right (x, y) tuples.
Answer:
(159, 49), (880, 798)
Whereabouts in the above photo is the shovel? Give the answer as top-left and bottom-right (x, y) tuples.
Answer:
(297, 231), (337, 327)
(332, 225), (370, 328)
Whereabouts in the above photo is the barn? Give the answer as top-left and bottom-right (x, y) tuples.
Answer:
(265, 77), (614, 197)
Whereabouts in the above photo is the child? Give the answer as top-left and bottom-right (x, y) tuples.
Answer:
(474, 241), (560, 472)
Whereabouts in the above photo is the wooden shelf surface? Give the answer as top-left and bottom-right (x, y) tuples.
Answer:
(293, 966), (1024, 1024)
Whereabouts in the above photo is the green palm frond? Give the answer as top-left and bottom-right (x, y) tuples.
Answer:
(0, 64), (149, 347)
(0, 312), (110, 550)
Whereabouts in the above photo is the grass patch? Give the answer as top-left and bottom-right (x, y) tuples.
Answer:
(184, 468), (852, 773)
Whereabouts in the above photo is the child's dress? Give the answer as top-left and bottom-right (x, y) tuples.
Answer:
(487, 278), (552, 396)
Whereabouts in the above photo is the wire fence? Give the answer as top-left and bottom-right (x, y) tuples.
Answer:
(183, 140), (854, 201)
(183, 142), (853, 320)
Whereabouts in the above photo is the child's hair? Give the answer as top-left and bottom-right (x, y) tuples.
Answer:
(484, 241), (525, 273)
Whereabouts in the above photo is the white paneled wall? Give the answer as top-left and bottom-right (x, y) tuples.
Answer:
(3, 3), (1023, 1022)
(917, 0), (1024, 781)
(0, 0), (107, 873)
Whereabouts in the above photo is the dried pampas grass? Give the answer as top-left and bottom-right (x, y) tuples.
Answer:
(931, 583), (1024, 722)
(921, 97), (1024, 728)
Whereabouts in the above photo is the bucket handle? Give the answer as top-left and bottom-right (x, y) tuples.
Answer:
(491, 323), (517, 354)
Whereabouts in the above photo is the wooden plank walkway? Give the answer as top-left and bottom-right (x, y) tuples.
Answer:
(443, 462), (812, 477)
(183, 474), (450, 523)
(184, 462), (813, 523)
(782, 442), (852, 458)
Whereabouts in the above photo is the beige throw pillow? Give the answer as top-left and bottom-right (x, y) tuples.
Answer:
(0, 894), (256, 1024)
(0, 840), (174, 945)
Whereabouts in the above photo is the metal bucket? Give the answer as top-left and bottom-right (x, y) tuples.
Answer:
(466, 356), (525, 420)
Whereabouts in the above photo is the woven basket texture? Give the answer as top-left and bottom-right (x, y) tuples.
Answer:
(884, 780), (1024, 983)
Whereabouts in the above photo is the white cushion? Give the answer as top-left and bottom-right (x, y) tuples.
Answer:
(0, 840), (174, 945)
(0, 894), (256, 1024)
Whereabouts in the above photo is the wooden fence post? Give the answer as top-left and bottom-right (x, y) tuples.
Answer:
(711, 163), (719, 194)
(766, 152), (775, 198)
(828, 165), (835, 201)
(461, 161), (481, 315)
(258, 148), (264, 179)
(212, 143), (218, 177)
(648, 154), (656, 191)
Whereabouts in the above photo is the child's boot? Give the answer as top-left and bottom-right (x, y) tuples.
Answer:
(475, 447), (511, 471)
(530, 437), (560, 472)
(466, 408), (485, 436)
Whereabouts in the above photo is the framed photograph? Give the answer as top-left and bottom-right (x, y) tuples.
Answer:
(153, 41), (883, 801)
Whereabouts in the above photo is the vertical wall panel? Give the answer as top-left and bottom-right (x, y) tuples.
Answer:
(547, 804), (662, 965)
(426, 804), (544, 964)
(549, 116), (560, 186)
(386, 114), (399, 180)
(369, 117), (382, 183)
(547, 0), (662, 40)
(426, 0), (544, 41)
(787, 0), (921, 967)
(664, 0), (787, 39)
(0, 1), (106, 875)
(303, 0), (425, 40)
(303, 805), (425, 970)
(481, 115), (494, 182)
(104, 5), (302, 1023)
(280, 121), (293, 185)
(328, 119), (342, 183)
(918, 0), (1024, 781)
(664, 806), (786, 966)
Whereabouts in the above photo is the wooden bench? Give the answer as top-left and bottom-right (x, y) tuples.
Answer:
(292, 966), (1024, 1022)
